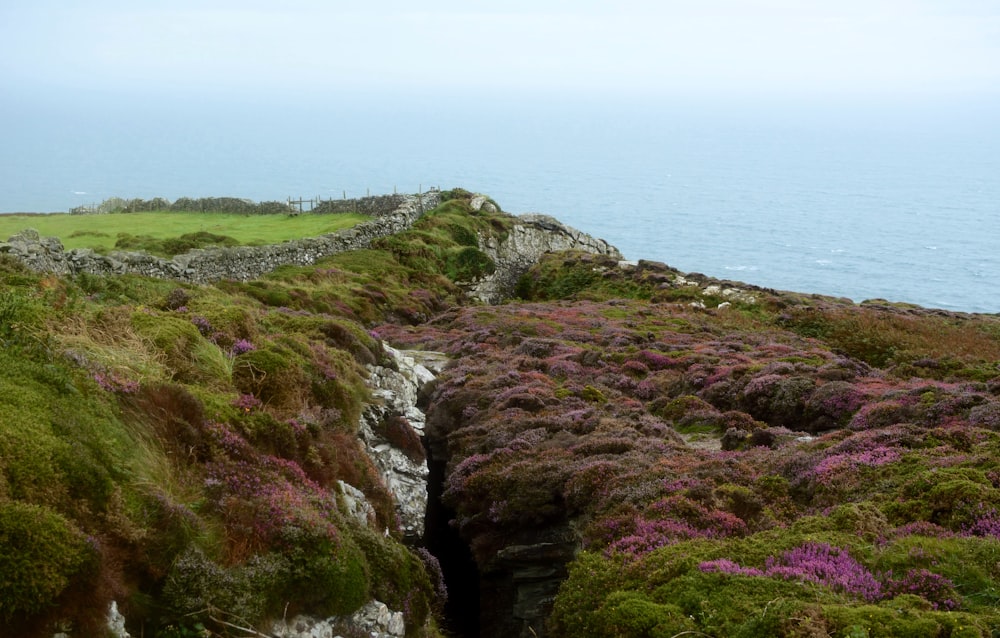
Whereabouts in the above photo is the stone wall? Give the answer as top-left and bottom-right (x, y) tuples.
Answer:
(3, 191), (623, 307)
(2, 192), (440, 284)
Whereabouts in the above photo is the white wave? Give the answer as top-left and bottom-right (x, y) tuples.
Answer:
(72, 191), (87, 195)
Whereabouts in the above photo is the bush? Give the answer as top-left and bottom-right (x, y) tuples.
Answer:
(231, 347), (308, 411)
(0, 502), (93, 620)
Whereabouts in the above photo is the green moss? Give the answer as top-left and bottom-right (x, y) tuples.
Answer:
(821, 604), (990, 638)
(231, 346), (308, 411)
(352, 527), (435, 629)
(0, 502), (93, 620)
(281, 525), (371, 616)
(595, 591), (696, 637)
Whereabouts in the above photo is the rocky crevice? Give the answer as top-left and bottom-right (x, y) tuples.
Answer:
(359, 345), (446, 540)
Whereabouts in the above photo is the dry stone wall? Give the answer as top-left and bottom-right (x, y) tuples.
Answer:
(2, 193), (439, 284)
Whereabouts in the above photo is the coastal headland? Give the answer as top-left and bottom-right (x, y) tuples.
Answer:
(2, 189), (1000, 637)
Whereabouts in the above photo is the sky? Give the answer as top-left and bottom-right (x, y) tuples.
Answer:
(1, 0), (999, 103)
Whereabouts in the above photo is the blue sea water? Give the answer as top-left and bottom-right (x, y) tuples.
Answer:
(1, 92), (998, 313)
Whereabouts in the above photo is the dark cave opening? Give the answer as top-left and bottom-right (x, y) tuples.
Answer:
(424, 457), (481, 638)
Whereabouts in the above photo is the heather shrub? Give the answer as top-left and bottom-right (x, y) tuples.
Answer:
(0, 288), (46, 343)
(882, 569), (959, 611)
(377, 415), (426, 463)
(651, 394), (715, 421)
(741, 374), (815, 428)
(161, 546), (289, 629)
(805, 380), (866, 431)
(969, 401), (1000, 430)
(445, 246), (495, 281)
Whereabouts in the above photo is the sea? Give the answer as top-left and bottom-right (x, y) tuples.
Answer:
(1, 91), (998, 314)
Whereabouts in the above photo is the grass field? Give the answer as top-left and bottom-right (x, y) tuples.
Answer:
(0, 210), (371, 254)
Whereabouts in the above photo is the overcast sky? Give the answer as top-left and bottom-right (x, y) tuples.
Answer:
(2, 1), (999, 102)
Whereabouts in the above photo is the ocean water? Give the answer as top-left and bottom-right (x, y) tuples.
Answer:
(1, 93), (998, 313)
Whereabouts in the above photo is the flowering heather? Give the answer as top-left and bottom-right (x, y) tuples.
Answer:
(810, 446), (900, 480)
(964, 507), (1000, 539)
(230, 338), (256, 356)
(887, 521), (956, 540)
(93, 370), (140, 394)
(233, 393), (263, 413)
(190, 315), (213, 336)
(634, 350), (678, 371)
(883, 568), (959, 610)
(765, 543), (883, 601)
(702, 543), (882, 602)
(607, 518), (704, 556)
(699, 558), (765, 577)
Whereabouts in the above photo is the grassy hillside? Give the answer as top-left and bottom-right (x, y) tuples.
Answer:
(0, 190), (503, 636)
(4, 189), (1000, 637)
(0, 210), (370, 256)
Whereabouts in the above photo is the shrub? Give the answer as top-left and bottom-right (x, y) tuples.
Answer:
(280, 524), (370, 617)
(231, 347), (308, 411)
(0, 502), (93, 620)
(445, 246), (495, 281)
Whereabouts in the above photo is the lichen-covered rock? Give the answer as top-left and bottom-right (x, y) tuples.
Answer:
(470, 214), (622, 304)
(356, 344), (442, 539)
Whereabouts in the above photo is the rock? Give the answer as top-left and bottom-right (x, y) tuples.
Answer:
(469, 213), (623, 304)
(107, 601), (130, 638)
(481, 530), (579, 638)
(355, 343), (443, 539)
(338, 480), (376, 527)
(271, 600), (406, 638)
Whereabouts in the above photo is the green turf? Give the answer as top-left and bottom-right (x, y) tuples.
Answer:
(0, 211), (371, 253)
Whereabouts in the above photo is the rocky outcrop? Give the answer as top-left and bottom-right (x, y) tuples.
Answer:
(469, 213), (622, 304)
(359, 344), (445, 540)
(1, 193), (439, 283)
(480, 532), (578, 638)
(271, 600), (406, 638)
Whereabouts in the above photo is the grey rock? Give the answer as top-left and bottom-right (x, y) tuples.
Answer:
(469, 213), (622, 304)
(354, 343), (442, 539)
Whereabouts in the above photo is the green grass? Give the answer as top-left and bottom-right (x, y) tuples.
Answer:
(0, 211), (371, 254)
